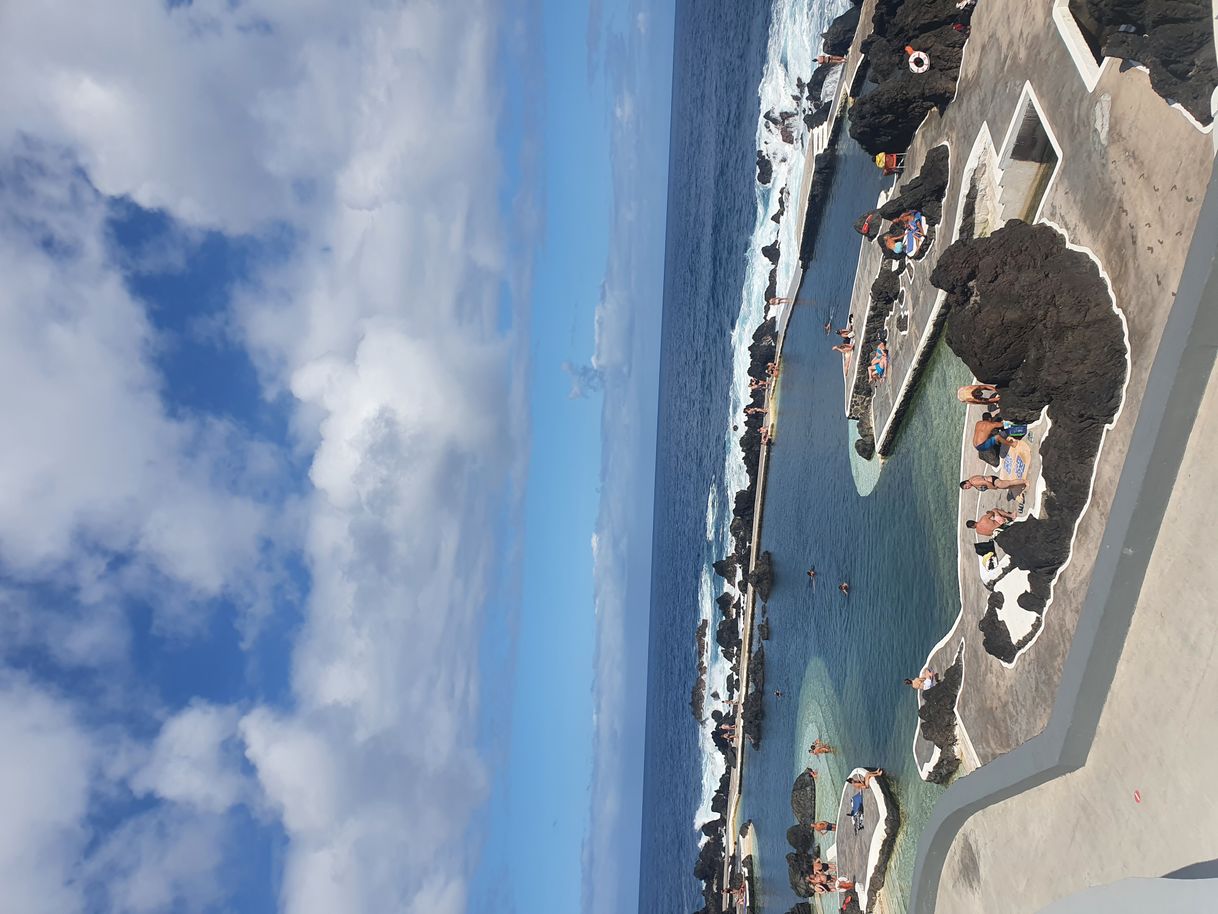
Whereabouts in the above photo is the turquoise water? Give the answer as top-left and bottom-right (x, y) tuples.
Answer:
(739, 196), (970, 910)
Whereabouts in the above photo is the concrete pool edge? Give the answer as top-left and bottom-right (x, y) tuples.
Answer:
(907, 162), (1218, 914)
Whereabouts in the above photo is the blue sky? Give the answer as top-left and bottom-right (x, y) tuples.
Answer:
(0, 2), (671, 914)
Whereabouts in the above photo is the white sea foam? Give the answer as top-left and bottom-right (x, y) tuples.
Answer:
(693, 0), (852, 832)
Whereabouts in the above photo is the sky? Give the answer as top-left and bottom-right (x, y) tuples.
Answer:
(0, 2), (672, 914)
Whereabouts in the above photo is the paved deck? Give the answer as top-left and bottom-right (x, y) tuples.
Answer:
(834, 770), (894, 911)
(845, 0), (1217, 774)
(932, 336), (1218, 913)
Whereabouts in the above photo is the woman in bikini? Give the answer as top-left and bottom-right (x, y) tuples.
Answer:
(959, 474), (1026, 493)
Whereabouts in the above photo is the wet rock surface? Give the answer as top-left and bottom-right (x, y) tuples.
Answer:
(850, 0), (974, 155)
(1070, 0), (1217, 124)
(790, 768), (818, 825)
(931, 222), (1128, 661)
(918, 643), (964, 783)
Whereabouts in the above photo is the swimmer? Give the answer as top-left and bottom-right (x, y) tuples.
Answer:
(838, 582), (849, 595)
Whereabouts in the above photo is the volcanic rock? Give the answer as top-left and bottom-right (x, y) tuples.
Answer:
(931, 222), (1127, 656)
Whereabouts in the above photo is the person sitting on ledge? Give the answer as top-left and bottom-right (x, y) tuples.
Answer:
(957, 383), (1000, 405)
(809, 738), (834, 755)
(868, 342), (889, 383)
(846, 768), (884, 790)
(881, 233), (906, 255)
(959, 474), (1025, 493)
(972, 412), (1015, 453)
(816, 53), (845, 65)
(967, 508), (1017, 537)
(766, 361), (781, 377)
(905, 668), (939, 691)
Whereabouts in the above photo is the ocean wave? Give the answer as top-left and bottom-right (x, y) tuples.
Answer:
(693, 0), (851, 832)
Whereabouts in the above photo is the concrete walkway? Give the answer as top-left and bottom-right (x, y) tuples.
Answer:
(932, 353), (1218, 913)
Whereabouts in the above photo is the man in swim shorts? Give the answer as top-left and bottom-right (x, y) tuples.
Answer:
(972, 413), (1013, 453)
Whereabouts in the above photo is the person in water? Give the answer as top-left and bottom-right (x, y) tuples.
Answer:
(957, 383), (1000, 405)
(967, 508), (1017, 536)
(959, 474), (1025, 493)
(905, 668), (939, 690)
(812, 820), (836, 833)
(839, 581), (849, 595)
(806, 567), (816, 581)
(809, 738), (834, 755)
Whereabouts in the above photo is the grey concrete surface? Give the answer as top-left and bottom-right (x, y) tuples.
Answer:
(909, 135), (1218, 914)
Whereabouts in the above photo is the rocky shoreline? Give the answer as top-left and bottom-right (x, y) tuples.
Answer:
(846, 143), (952, 459)
(918, 643), (966, 783)
(850, 0), (975, 155)
(931, 221), (1128, 661)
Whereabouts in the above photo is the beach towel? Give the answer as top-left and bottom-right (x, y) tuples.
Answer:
(903, 214), (929, 257)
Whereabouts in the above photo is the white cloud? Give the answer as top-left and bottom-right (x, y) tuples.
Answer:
(0, 0), (537, 911)
(0, 679), (93, 914)
(0, 143), (277, 625)
(85, 806), (231, 914)
(131, 702), (247, 814)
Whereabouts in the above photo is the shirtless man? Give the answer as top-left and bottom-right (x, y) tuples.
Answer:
(972, 412), (1014, 454)
(959, 474), (1025, 493)
(832, 342), (854, 354)
(967, 508), (1016, 537)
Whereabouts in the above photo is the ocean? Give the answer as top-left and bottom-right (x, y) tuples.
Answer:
(639, 1), (972, 912)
